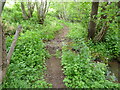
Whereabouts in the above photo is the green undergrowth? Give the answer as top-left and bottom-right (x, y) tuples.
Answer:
(2, 4), (63, 40)
(61, 22), (120, 88)
(3, 31), (51, 88)
(62, 45), (119, 88)
(2, 4), (63, 88)
(3, 21), (62, 88)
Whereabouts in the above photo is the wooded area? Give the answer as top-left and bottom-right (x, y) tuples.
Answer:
(0, 0), (120, 88)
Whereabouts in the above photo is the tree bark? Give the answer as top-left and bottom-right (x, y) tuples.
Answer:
(2, 25), (22, 84)
(36, 0), (49, 24)
(27, 2), (35, 18)
(93, 2), (117, 42)
(0, 0), (6, 85)
(7, 25), (22, 65)
(88, 1), (99, 39)
(0, 18), (3, 85)
(21, 2), (28, 20)
(2, 25), (7, 84)
(0, 0), (6, 16)
(0, 1), (22, 84)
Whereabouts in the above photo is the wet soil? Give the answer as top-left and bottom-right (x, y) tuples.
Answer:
(45, 24), (69, 88)
(108, 60), (120, 83)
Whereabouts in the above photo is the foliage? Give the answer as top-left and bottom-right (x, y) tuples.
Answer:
(61, 21), (120, 88)
(88, 3), (120, 60)
(2, 2), (120, 88)
(3, 30), (51, 88)
(49, 2), (91, 27)
(62, 41), (119, 88)
(2, 3), (63, 88)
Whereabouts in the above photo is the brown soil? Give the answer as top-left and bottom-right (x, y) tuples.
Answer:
(45, 24), (69, 88)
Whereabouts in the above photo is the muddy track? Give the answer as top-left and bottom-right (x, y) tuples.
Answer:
(45, 24), (69, 88)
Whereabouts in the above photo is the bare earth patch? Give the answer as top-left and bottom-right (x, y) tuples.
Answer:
(45, 24), (69, 88)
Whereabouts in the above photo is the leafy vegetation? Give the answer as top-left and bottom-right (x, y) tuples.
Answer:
(1, 1), (120, 88)
(61, 22), (119, 88)
(2, 3), (63, 88)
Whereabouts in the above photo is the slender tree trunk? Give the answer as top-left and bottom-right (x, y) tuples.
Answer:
(88, 1), (99, 39)
(27, 2), (35, 18)
(0, 0), (6, 16)
(2, 26), (7, 84)
(93, 2), (117, 42)
(0, 18), (6, 85)
(36, 0), (49, 24)
(0, 18), (3, 85)
(0, 1), (22, 84)
(7, 25), (22, 65)
(21, 2), (28, 20)
(0, 0), (6, 85)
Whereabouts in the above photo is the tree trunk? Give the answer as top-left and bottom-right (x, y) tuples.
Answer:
(118, 1), (120, 20)
(0, 1), (22, 84)
(2, 25), (7, 84)
(0, 18), (6, 85)
(93, 2), (115, 42)
(88, 1), (99, 39)
(0, 0), (6, 16)
(21, 2), (28, 20)
(7, 25), (22, 65)
(36, 0), (49, 24)
(27, 2), (35, 18)
(1, 25), (22, 84)
(0, 0), (6, 85)
(0, 18), (3, 85)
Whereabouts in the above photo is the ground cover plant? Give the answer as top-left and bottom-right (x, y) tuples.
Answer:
(0, 1), (120, 88)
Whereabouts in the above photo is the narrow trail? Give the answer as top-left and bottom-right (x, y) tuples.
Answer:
(45, 24), (69, 88)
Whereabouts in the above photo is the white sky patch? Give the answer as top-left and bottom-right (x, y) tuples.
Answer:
(2, 0), (119, 2)
(5, 2), (15, 8)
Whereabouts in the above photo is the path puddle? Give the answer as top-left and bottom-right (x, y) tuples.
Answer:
(107, 59), (120, 83)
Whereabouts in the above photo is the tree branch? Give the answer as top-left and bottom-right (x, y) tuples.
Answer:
(7, 25), (22, 65)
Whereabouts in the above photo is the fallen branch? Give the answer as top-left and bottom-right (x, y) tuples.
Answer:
(7, 25), (22, 65)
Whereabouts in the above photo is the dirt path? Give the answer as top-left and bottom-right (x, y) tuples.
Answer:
(45, 24), (69, 88)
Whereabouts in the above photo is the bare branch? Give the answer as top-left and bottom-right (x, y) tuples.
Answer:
(7, 25), (22, 65)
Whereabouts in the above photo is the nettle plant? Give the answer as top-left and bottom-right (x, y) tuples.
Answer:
(62, 40), (119, 88)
